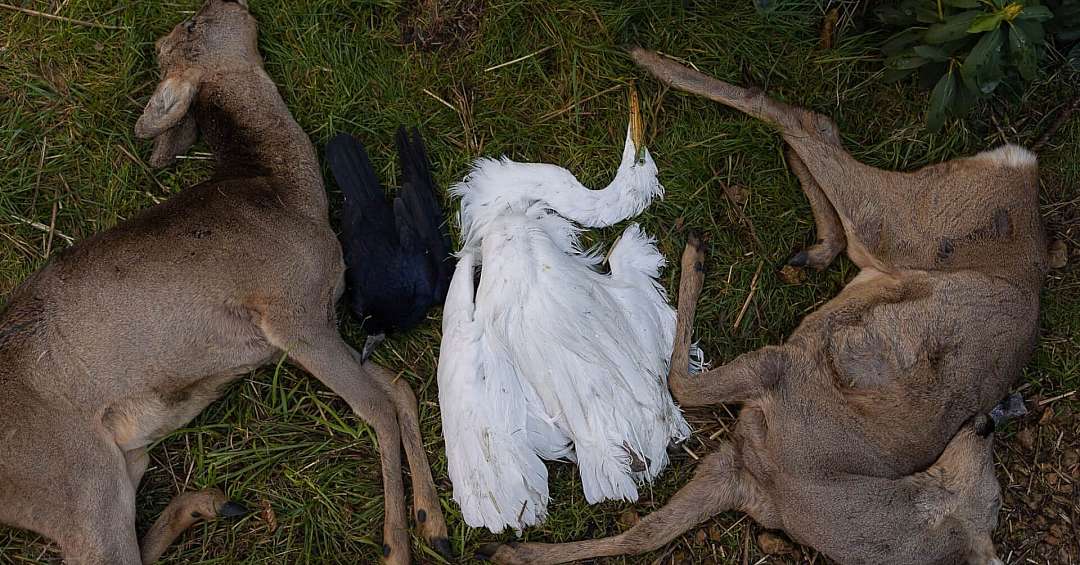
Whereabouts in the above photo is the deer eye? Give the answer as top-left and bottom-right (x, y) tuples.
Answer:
(185, 19), (197, 33)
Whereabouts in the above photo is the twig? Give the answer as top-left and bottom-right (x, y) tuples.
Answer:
(647, 545), (676, 565)
(30, 136), (46, 212)
(538, 84), (622, 122)
(681, 444), (699, 461)
(1, 230), (41, 259)
(1037, 390), (1076, 406)
(422, 88), (455, 112)
(116, 144), (167, 196)
(732, 261), (764, 331)
(0, 2), (126, 30)
(484, 45), (552, 73)
(12, 214), (73, 244)
(44, 200), (58, 257)
(713, 160), (762, 251)
(1032, 94), (1080, 153)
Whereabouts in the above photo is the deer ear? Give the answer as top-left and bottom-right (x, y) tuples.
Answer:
(135, 68), (203, 139)
(148, 112), (198, 168)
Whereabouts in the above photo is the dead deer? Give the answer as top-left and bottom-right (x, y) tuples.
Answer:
(478, 48), (1047, 565)
(0, 1), (448, 563)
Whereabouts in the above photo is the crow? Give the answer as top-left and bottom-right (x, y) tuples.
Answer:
(326, 128), (453, 359)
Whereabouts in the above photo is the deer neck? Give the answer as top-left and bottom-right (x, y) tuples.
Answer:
(195, 67), (327, 217)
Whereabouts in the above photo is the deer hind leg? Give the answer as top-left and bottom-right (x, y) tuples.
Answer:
(140, 489), (248, 563)
(125, 447), (150, 489)
(630, 49), (892, 270)
(20, 435), (143, 565)
(0, 413), (147, 565)
(262, 320), (410, 565)
(360, 357), (451, 558)
(785, 148), (846, 271)
(668, 236), (786, 407)
(478, 443), (756, 565)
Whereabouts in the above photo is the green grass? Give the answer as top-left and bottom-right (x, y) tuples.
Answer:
(1, 0), (1078, 563)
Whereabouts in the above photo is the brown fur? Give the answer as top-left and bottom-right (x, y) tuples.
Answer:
(480, 49), (1047, 565)
(0, 2), (447, 563)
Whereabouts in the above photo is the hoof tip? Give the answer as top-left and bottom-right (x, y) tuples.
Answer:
(218, 501), (249, 518)
(787, 250), (809, 268)
(431, 537), (453, 559)
(476, 543), (501, 561)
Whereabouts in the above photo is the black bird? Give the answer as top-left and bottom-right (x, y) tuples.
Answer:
(326, 128), (453, 359)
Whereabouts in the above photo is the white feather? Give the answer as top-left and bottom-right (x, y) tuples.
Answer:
(437, 127), (692, 533)
(439, 252), (555, 532)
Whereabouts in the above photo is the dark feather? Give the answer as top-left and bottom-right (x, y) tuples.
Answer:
(326, 130), (454, 336)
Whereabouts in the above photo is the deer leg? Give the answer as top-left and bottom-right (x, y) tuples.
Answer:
(139, 489), (248, 563)
(264, 322), (410, 565)
(361, 358), (451, 558)
(668, 236), (785, 407)
(785, 148), (846, 271)
(631, 48), (892, 271)
(125, 448), (149, 489)
(668, 233), (706, 398)
(0, 422), (144, 565)
(478, 443), (754, 565)
(53, 443), (142, 565)
(674, 348), (786, 407)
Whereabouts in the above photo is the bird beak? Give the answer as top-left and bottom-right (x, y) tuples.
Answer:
(628, 83), (646, 162)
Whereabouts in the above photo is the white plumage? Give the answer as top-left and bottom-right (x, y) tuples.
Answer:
(438, 125), (696, 534)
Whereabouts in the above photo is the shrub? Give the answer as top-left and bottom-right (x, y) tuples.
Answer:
(877, 0), (1079, 130)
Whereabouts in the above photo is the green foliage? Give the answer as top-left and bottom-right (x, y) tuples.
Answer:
(878, 0), (1077, 130)
(1045, 0), (1080, 67)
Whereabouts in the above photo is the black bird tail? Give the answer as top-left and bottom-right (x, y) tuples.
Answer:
(394, 127), (454, 302)
(325, 133), (396, 326)
(326, 133), (395, 235)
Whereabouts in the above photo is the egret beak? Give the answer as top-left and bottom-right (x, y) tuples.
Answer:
(628, 83), (646, 162)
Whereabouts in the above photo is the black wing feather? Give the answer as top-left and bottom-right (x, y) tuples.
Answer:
(394, 127), (454, 302)
(326, 128), (454, 336)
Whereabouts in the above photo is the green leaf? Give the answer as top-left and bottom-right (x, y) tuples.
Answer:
(1008, 22), (1039, 80)
(939, 37), (977, 55)
(916, 1), (944, 22)
(882, 28), (924, 55)
(876, 5), (920, 25)
(1050, 0), (1080, 30)
(914, 44), (953, 60)
(1013, 18), (1046, 42)
(953, 79), (980, 115)
(969, 12), (1005, 32)
(927, 68), (958, 131)
(883, 67), (919, 82)
(961, 27), (1005, 94)
(887, 50), (932, 70)
(918, 61), (951, 88)
(1016, 5), (1055, 20)
(925, 11), (981, 42)
(944, 0), (981, 7)
(899, 0), (926, 13)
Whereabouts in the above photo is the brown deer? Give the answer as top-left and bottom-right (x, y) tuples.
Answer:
(478, 48), (1047, 565)
(0, 1), (448, 563)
